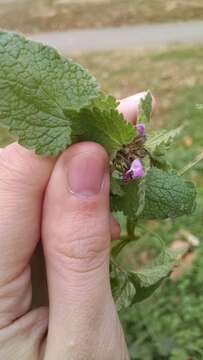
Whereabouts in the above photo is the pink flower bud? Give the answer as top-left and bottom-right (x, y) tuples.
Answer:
(130, 159), (145, 178)
(136, 123), (145, 137)
(123, 159), (145, 182)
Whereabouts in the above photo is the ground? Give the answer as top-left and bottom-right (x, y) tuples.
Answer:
(0, 0), (203, 33)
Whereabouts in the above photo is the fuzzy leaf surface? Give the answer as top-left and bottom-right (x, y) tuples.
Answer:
(111, 167), (196, 220)
(0, 32), (99, 155)
(142, 167), (196, 219)
(71, 105), (136, 156)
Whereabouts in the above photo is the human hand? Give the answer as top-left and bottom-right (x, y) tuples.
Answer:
(0, 92), (155, 360)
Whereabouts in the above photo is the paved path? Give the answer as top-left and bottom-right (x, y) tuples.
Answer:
(29, 21), (203, 54)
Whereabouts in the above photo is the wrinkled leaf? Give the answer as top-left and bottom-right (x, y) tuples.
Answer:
(70, 104), (136, 157)
(111, 167), (196, 220)
(0, 31), (99, 155)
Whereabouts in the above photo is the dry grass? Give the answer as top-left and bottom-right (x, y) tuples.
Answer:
(0, 0), (203, 33)
(73, 44), (203, 128)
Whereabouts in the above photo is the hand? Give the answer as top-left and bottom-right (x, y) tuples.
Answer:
(0, 93), (155, 360)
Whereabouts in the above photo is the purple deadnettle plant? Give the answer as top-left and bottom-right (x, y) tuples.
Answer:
(0, 31), (199, 311)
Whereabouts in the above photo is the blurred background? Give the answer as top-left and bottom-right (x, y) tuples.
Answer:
(0, 1), (203, 359)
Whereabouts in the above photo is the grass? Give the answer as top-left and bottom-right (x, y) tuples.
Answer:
(0, 0), (203, 33)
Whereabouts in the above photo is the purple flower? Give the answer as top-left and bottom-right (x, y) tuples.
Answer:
(136, 123), (145, 137)
(123, 159), (145, 182)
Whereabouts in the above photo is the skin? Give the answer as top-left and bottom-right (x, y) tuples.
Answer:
(0, 92), (155, 360)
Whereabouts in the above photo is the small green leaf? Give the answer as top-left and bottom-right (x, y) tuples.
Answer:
(0, 31), (99, 155)
(145, 126), (183, 153)
(130, 248), (179, 303)
(111, 167), (196, 220)
(111, 248), (179, 309)
(111, 261), (136, 311)
(137, 91), (152, 123)
(71, 104), (136, 157)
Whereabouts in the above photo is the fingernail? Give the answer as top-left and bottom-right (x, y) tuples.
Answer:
(67, 152), (107, 196)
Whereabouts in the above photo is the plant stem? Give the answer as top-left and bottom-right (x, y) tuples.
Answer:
(178, 150), (203, 175)
(127, 217), (137, 238)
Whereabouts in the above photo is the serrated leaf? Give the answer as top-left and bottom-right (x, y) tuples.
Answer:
(0, 31), (99, 155)
(145, 127), (183, 170)
(145, 126), (183, 153)
(90, 92), (119, 112)
(130, 248), (179, 303)
(137, 91), (152, 123)
(70, 105), (136, 157)
(111, 167), (196, 220)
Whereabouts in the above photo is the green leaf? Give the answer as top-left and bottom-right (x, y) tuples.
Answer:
(111, 179), (139, 218)
(137, 90), (152, 123)
(111, 248), (180, 309)
(0, 31), (99, 155)
(70, 104), (136, 157)
(111, 176), (124, 196)
(145, 127), (183, 170)
(142, 167), (196, 219)
(130, 248), (179, 303)
(111, 261), (136, 311)
(145, 126), (183, 153)
(111, 167), (196, 220)
(90, 92), (119, 112)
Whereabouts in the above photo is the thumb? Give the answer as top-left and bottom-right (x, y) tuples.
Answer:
(42, 142), (116, 359)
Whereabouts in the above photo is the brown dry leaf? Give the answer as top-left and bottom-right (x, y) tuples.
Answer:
(170, 252), (197, 281)
(183, 136), (193, 147)
(170, 239), (197, 281)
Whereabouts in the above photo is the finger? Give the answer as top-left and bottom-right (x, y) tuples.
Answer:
(117, 91), (156, 123)
(42, 142), (117, 358)
(0, 143), (54, 328)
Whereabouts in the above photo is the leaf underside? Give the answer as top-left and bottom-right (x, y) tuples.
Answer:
(111, 248), (179, 310)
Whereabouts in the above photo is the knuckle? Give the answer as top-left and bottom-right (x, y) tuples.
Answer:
(46, 215), (110, 273)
